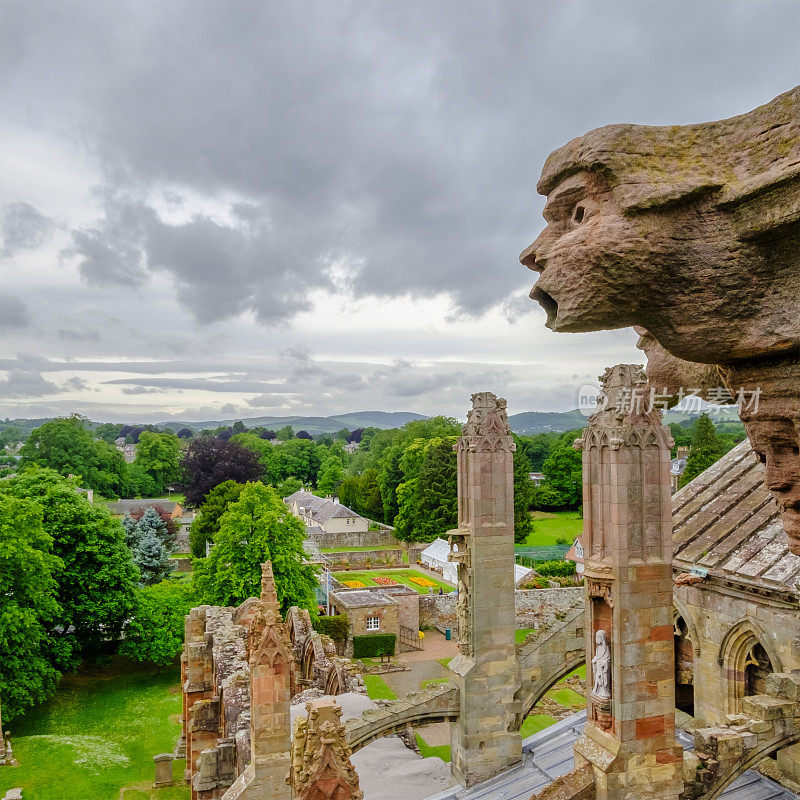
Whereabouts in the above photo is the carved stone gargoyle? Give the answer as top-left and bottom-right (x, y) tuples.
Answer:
(521, 86), (800, 552)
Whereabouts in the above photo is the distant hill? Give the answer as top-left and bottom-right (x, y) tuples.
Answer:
(507, 410), (588, 435)
(158, 410), (428, 436)
(507, 405), (744, 436)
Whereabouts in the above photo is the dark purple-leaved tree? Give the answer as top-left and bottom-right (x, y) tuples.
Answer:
(180, 435), (262, 507)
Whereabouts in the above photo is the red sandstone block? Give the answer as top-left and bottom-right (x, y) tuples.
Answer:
(650, 625), (673, 642)
(635, 715), (667, 739)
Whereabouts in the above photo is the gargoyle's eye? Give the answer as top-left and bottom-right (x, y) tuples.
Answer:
(572, 205), (585, 224)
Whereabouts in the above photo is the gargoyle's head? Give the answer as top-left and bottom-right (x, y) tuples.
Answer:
(520, 86), (800, 365)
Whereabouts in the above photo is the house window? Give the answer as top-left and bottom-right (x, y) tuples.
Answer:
(366, 616), (380, 631)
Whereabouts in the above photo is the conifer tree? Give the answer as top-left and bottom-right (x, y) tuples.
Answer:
(512, 446), (535, 544)
(122, 514), (141, 549)
(136, 506), (176, 553)
(133, 530), (174, 585)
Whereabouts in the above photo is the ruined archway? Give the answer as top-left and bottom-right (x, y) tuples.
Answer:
(301, 635), (317, 682)
(718, 620), (781, 715)
(673, 612), (695, 716)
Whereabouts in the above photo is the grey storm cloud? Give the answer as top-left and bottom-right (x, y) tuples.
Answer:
(4, 1), (797, 326)
(0, 293), (32, 330)
(0, 368), (60, 398)
(103, 376), (293, 393)
(1, 202), (55, 257)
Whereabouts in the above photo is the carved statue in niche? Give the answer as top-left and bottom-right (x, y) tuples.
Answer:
(591, 630), (611, 700)
(521, 86), (800, 547)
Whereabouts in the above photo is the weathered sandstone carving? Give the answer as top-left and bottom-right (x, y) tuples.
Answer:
(521, 86), (799, 365)
(522, 86), (800, 550)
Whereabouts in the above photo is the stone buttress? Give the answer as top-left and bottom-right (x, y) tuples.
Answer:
(571, 365), (683, 800)
(447, 391), (522, 787)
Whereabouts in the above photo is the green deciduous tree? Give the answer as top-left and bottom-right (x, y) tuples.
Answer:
(19, 416), (129, 497)
(680, 413), (726, 488)
(0, 495), (63, 722)
(541, 431), (583, 509)
(189, 480), (245, 558)
(512, 445), (535, 544)
(132, 431), (182, 495)
(193, 482), (318, 612)
(338, 468), (383, 522)
(316, 454), (344, 496)
(3, 467), (138, 657)
(120, 578), (200, 666)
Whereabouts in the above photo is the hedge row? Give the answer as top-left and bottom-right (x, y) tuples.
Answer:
(313, 615), (350, 641)
(352, 633), (396, 658)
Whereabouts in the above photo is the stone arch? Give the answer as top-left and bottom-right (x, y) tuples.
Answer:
(701, 728), (800, 800)
(324, 663), (344, 696)
(516, 650), (586, 726)
(301, 635), (317, 682)
(672, 607), (695, 716)
(718, 619), (782, 715)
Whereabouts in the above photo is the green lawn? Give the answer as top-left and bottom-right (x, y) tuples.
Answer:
(546, 686), (585, 709)
(363, 674), (397, 701)
(332, 568), (454, 594)
(414, 733), (451, 762)
(522, 510), (582, 546)
(0, 658), (187, 800)
(519, 713), (558, 738)
(436, 657), (453, 668)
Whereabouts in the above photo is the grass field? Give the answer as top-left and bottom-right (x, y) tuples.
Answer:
(0, 658), (187, 800)
(414, 732), (451, 761)
(519, 713), (558, 738)
(332, 568), (454, 594)
(363, 674), (398, 701)
(522, 510), (582, 547)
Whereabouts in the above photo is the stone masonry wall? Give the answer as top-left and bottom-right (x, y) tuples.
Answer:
(321, 548), (403, 570)
(419, 588), (584, 634)
(305, 529), (397, 549)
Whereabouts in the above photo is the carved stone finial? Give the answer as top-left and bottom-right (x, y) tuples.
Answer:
(462, 391), (513, 446)
(289, 698), (363, 799)
(260, 560), (280, 611)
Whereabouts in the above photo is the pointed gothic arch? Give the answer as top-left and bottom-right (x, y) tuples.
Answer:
(718, 619), (782, 714)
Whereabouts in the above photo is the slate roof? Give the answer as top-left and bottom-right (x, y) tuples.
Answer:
(285, 490), (363, 524)
(330, 588), (397, 609)
(672, 439), (800, 592)
(423, 712), (798, 800)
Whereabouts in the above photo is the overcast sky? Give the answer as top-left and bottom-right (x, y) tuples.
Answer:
(1, 1), (798, 424)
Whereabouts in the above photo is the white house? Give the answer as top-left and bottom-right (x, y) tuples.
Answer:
(284, 490), (369, 535)
(564, 536), (585, 576)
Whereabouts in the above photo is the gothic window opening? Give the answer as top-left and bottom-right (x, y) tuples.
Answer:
(673, 615), (694, 716)
(744, 642), (773, 697)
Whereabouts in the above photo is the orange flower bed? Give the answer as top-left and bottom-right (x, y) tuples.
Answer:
(408, 576), (437, 587)
(374, 576), (399, 586)
(344, 580), (367, 588)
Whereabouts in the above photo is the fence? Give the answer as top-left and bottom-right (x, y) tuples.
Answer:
(514, 544), (571, 563)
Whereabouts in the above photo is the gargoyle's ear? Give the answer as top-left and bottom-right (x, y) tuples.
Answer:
(713, 163), (800, 240)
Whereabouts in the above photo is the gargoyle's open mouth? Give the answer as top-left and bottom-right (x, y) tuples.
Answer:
(531, 285), (558, 326)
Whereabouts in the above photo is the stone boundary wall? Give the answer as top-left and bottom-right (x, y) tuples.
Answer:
(306, 529), (397, 549)
(322, 548), (403, 570)
(420, 587), (584, 634)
